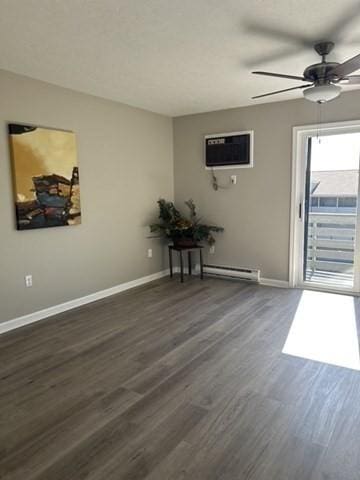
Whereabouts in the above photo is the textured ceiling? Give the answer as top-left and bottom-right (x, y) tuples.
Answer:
(0, 0), (360, 116)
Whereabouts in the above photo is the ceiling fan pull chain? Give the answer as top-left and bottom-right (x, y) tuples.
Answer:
(316, 102), (319, 141)
(316, 102), (322, 143)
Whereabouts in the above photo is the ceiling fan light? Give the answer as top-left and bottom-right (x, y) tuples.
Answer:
(303, 84), (341, 103)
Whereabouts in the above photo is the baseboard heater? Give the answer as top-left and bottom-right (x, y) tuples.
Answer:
(202, 264), (260, 283)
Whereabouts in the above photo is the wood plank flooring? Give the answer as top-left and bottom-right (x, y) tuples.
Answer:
(1, 276), (360, 479)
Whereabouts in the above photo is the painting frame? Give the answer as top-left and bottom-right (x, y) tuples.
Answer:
(8, 122), (81, 230)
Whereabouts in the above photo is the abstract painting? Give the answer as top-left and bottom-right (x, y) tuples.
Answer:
(8, 124), (81, 230)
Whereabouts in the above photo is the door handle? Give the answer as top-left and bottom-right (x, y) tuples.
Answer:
(299, 202), (302, 220)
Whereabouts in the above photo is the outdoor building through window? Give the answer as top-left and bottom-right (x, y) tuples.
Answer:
(319, 197), (337, 207)
(339, 197), (357, 208)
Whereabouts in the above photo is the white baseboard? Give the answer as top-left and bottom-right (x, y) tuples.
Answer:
(0, 269), (170, 335)
(260, 277), (290, 288)
(0, 270), (290, 336)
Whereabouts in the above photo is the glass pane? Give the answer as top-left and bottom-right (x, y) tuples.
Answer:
(311, 196), (319, 207)
(338, 197), (357, 208)
(319, 197), (337, 207)
(304, 133), (360, 289)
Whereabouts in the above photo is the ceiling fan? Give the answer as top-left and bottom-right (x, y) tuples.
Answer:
(252, 41), (360, 103)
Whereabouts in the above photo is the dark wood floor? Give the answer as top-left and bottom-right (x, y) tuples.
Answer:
(1, 276), (360, 479)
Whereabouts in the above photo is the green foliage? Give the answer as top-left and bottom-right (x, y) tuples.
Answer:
(150, 198), (224, 245)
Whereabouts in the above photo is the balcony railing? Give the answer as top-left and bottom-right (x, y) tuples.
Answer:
(306, 212), (356, 286)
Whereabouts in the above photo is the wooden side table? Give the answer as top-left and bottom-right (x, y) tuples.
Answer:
(168, 245), (204, 283)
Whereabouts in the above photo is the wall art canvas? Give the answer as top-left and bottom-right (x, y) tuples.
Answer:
(8, 124), (81, 230)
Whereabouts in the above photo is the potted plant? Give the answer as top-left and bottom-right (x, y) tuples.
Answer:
(150, 198), (224, 247)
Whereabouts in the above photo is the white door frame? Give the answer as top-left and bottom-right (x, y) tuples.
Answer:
(289, 119), (360, 294)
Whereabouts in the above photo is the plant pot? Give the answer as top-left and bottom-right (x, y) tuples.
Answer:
(172, 237), (198, 248)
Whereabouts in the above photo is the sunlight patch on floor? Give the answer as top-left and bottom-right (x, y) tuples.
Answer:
(282, 290), (360, 370)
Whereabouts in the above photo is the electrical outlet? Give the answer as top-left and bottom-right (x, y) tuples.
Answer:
(25, 274), (32, 287)
(230, 175), (237, 185)
(209, 245), (215, 254)
(147, 248), (153, 258)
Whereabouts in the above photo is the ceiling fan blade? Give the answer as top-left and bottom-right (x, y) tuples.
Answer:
(252, 84), (312, 99)
(244, 22), (311, 47)
(252, 71), (306, 81)
(340, 75), (360, 84)
(244, 46), (300, 68)
(325, 3), (360, 41)
(331, 53), (360, 78)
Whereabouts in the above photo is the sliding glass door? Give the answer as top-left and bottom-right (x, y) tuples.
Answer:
(292, 122), (360, 293)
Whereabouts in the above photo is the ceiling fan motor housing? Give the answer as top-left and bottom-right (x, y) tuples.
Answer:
(303, 62), (340, 84)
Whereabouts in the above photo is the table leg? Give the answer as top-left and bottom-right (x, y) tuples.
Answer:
(188, 251), (192, 275)
(200, 249), (204, 279)
(169, 247), (173, 278)
(180, 251), (184, 283)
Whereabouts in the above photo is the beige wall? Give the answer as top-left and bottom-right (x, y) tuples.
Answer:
(0, 70), (173, 323)
(173, 90), (360, 281)
(2, 68), (360, 323)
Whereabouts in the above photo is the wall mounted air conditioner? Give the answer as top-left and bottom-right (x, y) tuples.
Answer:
(204, 130), (254, 170)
